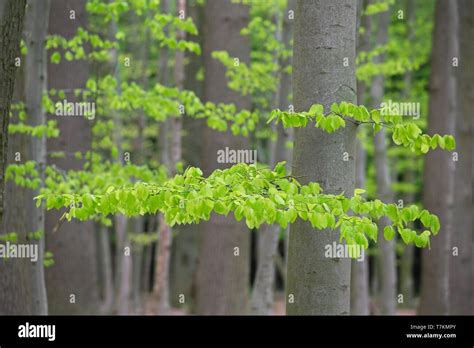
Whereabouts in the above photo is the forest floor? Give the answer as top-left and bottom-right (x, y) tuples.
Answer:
(143, 292), (417, 315)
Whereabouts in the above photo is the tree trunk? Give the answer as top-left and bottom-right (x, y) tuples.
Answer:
(418, 0), (458, 315)
(97, 225), (114, 313)
(0, 0), (50, 315)
(153, 0), (187, 314)
(194, 0), (251, 315)
(286, 0), (357, 315)
(399, 0), (416, 309)
(250, 0), (295, 315)
(370, 8), (397, 316)
(0, 0), (26, 229)
(449, 0), (473, 315)
(170, 0), (203, 311)
(351, 0), (371, 316)
(24, 0), (51, 315)
(45, 0), (100, 315)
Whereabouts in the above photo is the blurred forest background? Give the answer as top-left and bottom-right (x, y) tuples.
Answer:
(0, 0), (472, 316)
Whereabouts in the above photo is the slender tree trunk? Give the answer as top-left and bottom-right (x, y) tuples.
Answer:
(370, 8), (397, 315)
(250, 0), (295, 315)
(45, 0), (100, 315)
(449, 0), (473, 315)
(0, 0), (49, 315)
(170, 0), (203, 311)
(351, 0), (371, 316)
(286, 0), (357, 315)
(97, 225), (114, 313)
(418, 0), (458, 315)
(153, 0), (186, 314)
(195, 0), (251, 315)
(24, 0), (51, 315)
(0, 0), (26, 229)
(399, 0), (416, 309)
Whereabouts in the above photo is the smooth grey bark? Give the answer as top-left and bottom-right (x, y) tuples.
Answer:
(114, 214), (132, 314)
(107, 13), (134, 315)
(286, 0), (357, 315)
(195, 0), (251, 315)
(370, 8), (396, 315)
(23, 0), (51, 315)
(399, 0), (416, 308)
(250, 0), (295, 315)
(170, 0), (203, 310)
(418, 0), (458, 315)
(351, 0), (371, 316)
(153, 0), (187, 314)
(97, 225), (114, 313)
(449, 0), (473, 315)
(0, 0), (49, 315)
(45, 0), (100, 315)
(0, 0), (26, 230)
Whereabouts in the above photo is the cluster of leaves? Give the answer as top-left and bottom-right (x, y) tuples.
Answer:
(8, 102), (59, 139)
(35, 162), (440, 252)
(268, 101), (456, 153)
(47, 27), (117, 63)
(87, 0), (200, 53)
(213, 0), (293, 110)
(43, 75), (260, 137)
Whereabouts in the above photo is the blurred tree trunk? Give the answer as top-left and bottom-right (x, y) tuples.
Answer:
(418, 0), (458, 315)
(45, 0), (100, 315)
(250, 0), (295, 315)
(23, 0), (51, 315)
(0, 0), (26, 230)
(195, 0), (251, 315)
(399, 0), (416, 309)
(97, 224), (114, 313)
(286, 0), (357, 315)
(154, 0), (186, 314)
(449, 0), (473, 315)
(351, 0), (371, 316)
(0, 0), (34, 315)
(370, 8), (396, 315)
(170, 0), (203, 311)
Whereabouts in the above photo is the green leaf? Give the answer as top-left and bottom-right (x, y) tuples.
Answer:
(51, 52), (61, 64)
(384, 225), (395, 241)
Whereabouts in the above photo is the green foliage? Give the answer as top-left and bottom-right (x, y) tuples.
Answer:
(269, 101), (456, 153)
(36, 162), (441, 251)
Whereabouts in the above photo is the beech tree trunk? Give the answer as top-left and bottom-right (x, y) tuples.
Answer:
(286, 0), (357, 315)
(418, 0), (458, 315)
(0, 0), (32, 315)
(449, 0), (473, 315)
(195, 0), (251, 315)
(45, 0), (100, 315)
(399, 0), (416, 309)
(250, 0), (295, 315)
(170, 0), (203, 311)
(351, 0), (371, 316)
(0, 0), (26, 230)
(370, 8), (397, 316)
(0, 0), (49, 315)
